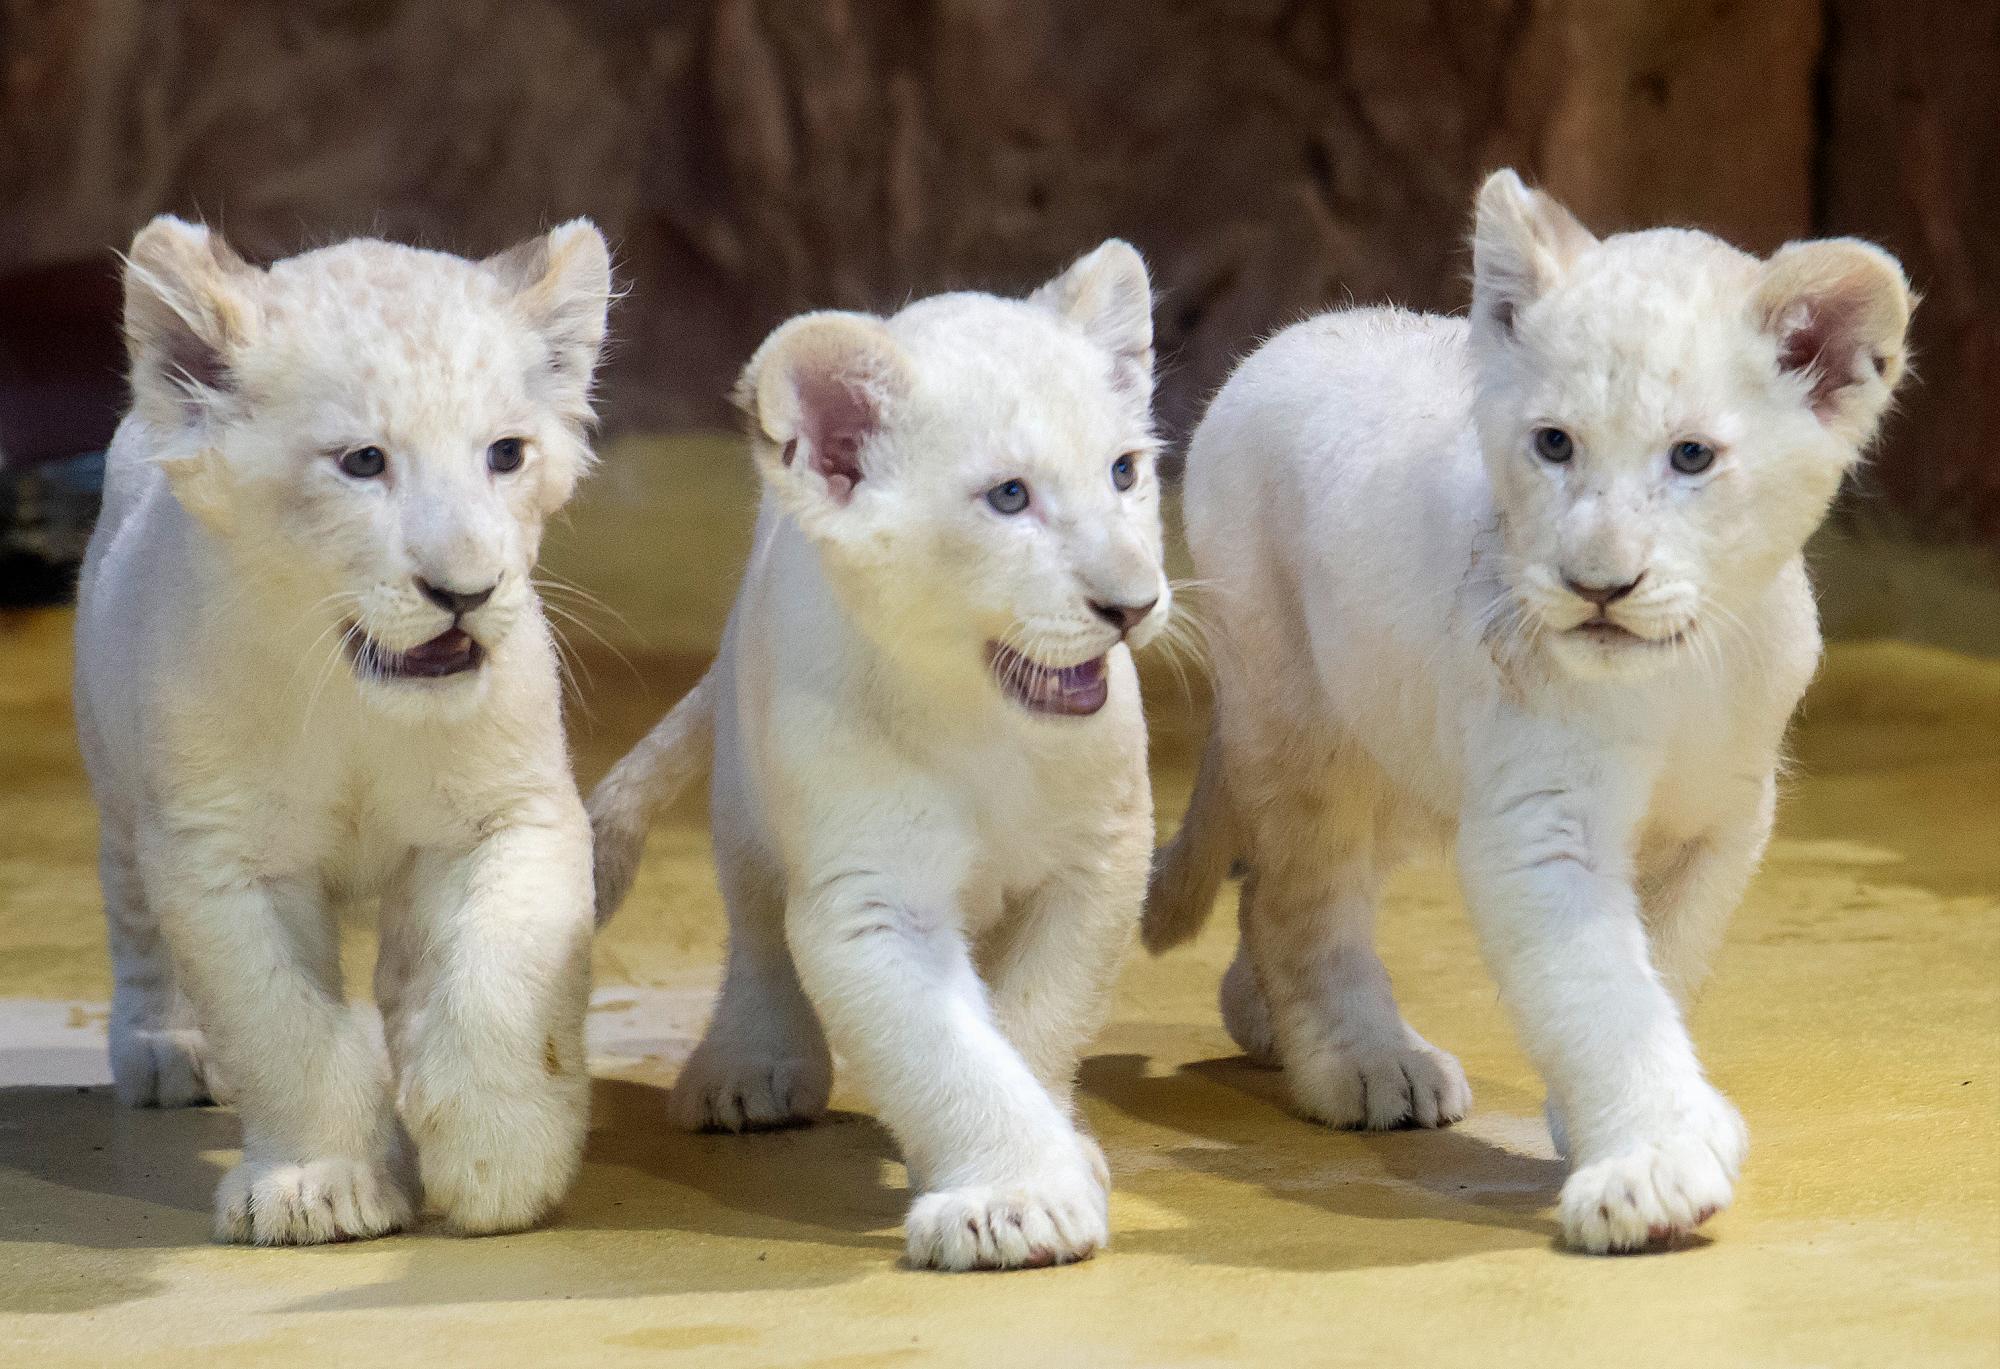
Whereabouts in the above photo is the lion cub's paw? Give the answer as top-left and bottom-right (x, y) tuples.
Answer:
(668, 1043), (832, 1133)
(1558, 1089), (1747, 1253)
(904, 1136), (1109, 1272)
(214, 1157), (411, 1245)
(1288, 1034), (1471, 1130)
(405, 1082), (588, 1236)
(110, 1025), (230, 1109)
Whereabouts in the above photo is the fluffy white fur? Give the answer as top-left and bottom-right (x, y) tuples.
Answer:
(590, 241), (1169, 1270)
(73, 217), (612, 1243)
(1146, 170), (1912, 1253)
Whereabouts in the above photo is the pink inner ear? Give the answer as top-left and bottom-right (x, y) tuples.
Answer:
(1777, 296), (1865, 420)
(795, 368), (876, 506)
(164, 326), (230, 395)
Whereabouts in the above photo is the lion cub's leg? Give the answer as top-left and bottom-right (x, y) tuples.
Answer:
(1459, 713), (1748, 1254)
(102, 822), (225, 1108)
(1535, 777), (1775, 1163)
(1539, 775), (1774, 1178)
(390, 824), (594, 1236)
(787, 831), (1108, 1272)
(1218, 885), (1276, 1064)
(1234, 744), (1470, 1130)
(984, 822), (1148, 1103)
(670, 847), (832, 1132)
(144, 834), (409, 1245)
(1640, 772), (1778, 1003)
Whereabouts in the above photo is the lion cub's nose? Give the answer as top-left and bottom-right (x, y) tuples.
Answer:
(1091, 597), (1158, 635)
(1562, 573), (1643, 608)
(416, 577), (496, 617)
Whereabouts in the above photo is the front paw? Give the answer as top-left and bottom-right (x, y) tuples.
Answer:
(403, 1074), (589, 1236)
(1287, 1032), (1472, 1130)
(904, 1135), (1109, 1272)
(669, 1038), (832, 1133)
(110, 1023), (231, 1108)
(214, 1157), (411, 1245)
(1559, 1086), (1747, 1253)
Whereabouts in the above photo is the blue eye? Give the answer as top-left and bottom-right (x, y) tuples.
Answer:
(338, 445), (387, 479)
(1669, 440), (1716, 475)
(1111, 454), (1137, 491)
(488, 437), (526, 473)
(1532, 427), (1574, 464)
(986, 479), (1030, 515)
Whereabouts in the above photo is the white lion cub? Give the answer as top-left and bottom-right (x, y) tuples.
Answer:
(1146, 170), (1911, 1252)
(590, 241), (1168, 1270)
(73, 217), (612, 1243)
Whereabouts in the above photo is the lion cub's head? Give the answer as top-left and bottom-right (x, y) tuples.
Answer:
(1468, 169), (1913, 682)
(122, 217), (611, 709)
(735, 241), (1169, 718)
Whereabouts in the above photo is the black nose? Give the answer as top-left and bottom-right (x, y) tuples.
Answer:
(1090, 597), (1158, 634)
(416, 577), (496, 617)
(1563, 573), (1644, 608)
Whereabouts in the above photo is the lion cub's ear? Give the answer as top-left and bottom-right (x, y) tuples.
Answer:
(736, 312), (910, 519)
(1754, 238), (1914, 443)
(1471, 168), (1596, 342)
(1032, 238), (1154, 401)
(123, 216), (259, 421)
(123, 217), (261, 533)
(485, 219), (613, 422)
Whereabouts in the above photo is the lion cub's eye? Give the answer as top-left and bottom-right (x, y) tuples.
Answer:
(1111, 453), (1138, 491)
(337, 445), (387, 479)
(1531, 427), (1574, 464)
(1669, 440), (1716, 475)
(985, 479), (1031, 515)
(487, 437), (527, 474)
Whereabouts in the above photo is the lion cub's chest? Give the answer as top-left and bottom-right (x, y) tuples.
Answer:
(941, 716), (1140, 926)
(228, 731), (478, 893)
(1642, 691), (1780, 845)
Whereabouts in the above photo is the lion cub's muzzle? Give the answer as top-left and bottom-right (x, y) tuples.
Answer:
(345, 575), (503, 682)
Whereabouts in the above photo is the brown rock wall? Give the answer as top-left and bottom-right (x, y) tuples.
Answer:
(0, 0), (1987, 535)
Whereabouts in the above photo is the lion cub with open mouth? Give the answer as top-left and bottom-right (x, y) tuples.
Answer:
(591, 241), (1168, 1270)
(74, 218), (611, 1243)
(1146, 171), (1912, 1252)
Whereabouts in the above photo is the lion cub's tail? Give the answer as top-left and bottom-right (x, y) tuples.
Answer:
(1141, 723), (1238, 953)
(587, 670), (717, 927)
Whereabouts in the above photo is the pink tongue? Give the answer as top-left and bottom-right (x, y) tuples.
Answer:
(403, 628), (473, 664)
(1035, 657), (1103, 703)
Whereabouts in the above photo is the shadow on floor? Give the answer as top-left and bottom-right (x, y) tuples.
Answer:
(278, 1099), (914, 1311)
(0, 1074), (912, 1314)
(1079, 1052), (1567, 1270)
(0, 1050), (1600, 1316)
(0, 1083), (229, 1312)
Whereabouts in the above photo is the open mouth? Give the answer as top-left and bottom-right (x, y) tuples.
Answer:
(347, 625), (485, 681)
(1568, 618), (1681, 648)
(987, 643), (1111, 717)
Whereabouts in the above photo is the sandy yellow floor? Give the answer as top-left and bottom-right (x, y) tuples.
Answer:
(1, 438), (1996, 1367)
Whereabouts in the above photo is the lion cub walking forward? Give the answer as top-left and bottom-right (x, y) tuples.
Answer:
(74, 218), (612, 1242)
(1146, 171), (1912, 1252)
(591, 242), (1168, 1270)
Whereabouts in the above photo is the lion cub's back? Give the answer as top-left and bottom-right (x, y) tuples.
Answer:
(74, 417), (196, 780)
(1184, 306), (1481, 626)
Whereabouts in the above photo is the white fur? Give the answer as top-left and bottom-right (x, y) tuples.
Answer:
(1147, 170), (1912, 1252)
(73, 217), (612, 1243)
(590, 241), (1169, 1271)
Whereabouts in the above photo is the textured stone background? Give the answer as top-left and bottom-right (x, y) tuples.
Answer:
(2, 0), (1993, 539)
